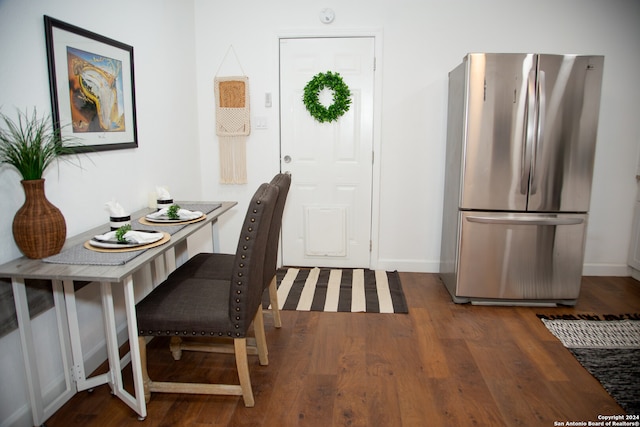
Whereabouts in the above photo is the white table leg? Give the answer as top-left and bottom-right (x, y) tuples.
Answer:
(123, 276), (147, 420)
(11, 277), (44, 426)
(48, 280), (76, 410)
(12, 278), (76, 426)
(100, 281), (121, 395)
(152, 258), (167, 287)
(101, 277), (147, 420)
(63, 280), (110, 391)
(165, 247), (177, 273)
(173, 241), (188, 269)
(211, 218), (220, 252)
(62, 279), (82, 383)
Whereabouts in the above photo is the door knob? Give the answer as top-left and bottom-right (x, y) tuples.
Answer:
(283, 155), (292, 163)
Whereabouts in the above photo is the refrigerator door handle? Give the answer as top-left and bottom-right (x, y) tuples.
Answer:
(530, 70), (545, 195)
(521, 69), (537, 195)
(466, 215), (584, 226)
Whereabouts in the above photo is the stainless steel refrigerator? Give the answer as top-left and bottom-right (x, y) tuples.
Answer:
(440, 53), (604, 305)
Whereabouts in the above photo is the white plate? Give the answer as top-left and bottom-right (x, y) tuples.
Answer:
(144, 212), (204, 223)
(90, 231), (164, 248)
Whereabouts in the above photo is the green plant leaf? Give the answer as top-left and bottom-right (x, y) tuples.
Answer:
(167, 204), (181, 220)
(0, 108), (85, 180)
(115, 224), (132, 242)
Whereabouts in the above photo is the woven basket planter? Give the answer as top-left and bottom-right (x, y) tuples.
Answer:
(12, 179), (66, 259)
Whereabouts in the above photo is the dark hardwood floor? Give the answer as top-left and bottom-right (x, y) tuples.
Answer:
(44, 273), (640, 426)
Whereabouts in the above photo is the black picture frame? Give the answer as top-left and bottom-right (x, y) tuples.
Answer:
(44, 15), (138, 153)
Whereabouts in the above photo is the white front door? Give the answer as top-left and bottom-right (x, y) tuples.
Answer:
(279, 37), (375, 268)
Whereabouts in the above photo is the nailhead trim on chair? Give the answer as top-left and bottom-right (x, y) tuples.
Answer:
(137, 184), (276, 339)
(230, 192), (264, 334)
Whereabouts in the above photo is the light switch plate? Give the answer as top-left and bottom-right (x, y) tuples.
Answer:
(254, 116), (268, 129)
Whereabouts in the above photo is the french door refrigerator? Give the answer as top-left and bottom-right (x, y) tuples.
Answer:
(440, 53), (604, 305)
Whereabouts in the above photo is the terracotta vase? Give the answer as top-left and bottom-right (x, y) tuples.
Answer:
(12, 179), (66, 259)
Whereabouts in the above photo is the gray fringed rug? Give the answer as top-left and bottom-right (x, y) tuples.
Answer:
(537, 314), (640, 414)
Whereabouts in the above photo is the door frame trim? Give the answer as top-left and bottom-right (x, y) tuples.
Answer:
(276, 29), (383, 268)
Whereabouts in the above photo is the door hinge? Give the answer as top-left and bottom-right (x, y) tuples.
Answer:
(373, 57), (376, 71)
(370, 240), (372, 252)
(70, 364), (83, 384)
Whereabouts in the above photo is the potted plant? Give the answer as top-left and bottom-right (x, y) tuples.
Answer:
(0, 108), (81, 258)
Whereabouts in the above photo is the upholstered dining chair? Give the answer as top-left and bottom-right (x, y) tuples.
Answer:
(168, 172), (291, 328)
(135, 182), (278, 407)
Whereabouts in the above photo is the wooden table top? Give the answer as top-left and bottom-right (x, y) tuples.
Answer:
(0, 201), (236, 283)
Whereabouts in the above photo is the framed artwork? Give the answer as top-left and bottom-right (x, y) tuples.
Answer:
(44, 15), (138, 152)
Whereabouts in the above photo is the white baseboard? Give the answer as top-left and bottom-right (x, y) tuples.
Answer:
(582, 263), (631, 277)
(374, 258), (440, 273)
(0, 406), (30, 427)
(375, 259), (633, 277)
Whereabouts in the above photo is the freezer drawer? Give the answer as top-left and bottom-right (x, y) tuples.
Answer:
(456, 211), (587, 301)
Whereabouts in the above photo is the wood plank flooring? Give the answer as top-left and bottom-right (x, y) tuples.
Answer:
(44, 273), (640, 426)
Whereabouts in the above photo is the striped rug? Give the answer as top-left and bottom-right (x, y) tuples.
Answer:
(263, 267), (408, 313)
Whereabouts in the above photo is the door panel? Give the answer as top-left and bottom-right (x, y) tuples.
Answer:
(280, 37), (375, 268)
(305, 206), (346, 256)
(459, 53), (534, 211)
(528, 55), (604, 212)
(456, 211), (587, 300)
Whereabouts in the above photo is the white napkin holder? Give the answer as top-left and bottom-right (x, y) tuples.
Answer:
(156, 186), (174, 211)
(105, 199), (131, 230)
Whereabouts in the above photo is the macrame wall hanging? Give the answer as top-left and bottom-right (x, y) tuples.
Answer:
(214, 46), (250, 184)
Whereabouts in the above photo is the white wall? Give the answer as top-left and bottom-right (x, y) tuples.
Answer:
(0, 0), (202, 425)
(0, 0), (203, 261)
(1, 0), (639, 424)
(193, 0), (640, 274)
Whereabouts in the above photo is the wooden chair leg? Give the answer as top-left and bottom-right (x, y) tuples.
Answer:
(170, 336), (183, 360)
(234, 338), (255, 407)
(138, 336), (152, 403)
(268, 275), (282, 328)
(253, 306), (269, 366)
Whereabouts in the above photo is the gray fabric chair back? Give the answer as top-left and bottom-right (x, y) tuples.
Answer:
(263, 173), (291, 289)
(136, 183), (278, 338)
(228, 183), (279, 332)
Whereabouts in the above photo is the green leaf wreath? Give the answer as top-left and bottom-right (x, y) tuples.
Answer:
(302, 71), (352, 123)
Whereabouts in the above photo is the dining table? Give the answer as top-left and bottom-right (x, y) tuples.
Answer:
(0, 201), (236, 425)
